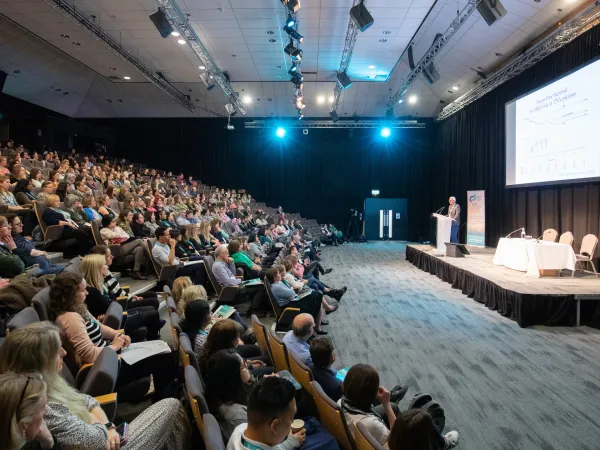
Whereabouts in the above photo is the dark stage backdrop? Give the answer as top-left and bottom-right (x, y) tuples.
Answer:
(88, 119), (434, 239)
(433, 24), (600, 252)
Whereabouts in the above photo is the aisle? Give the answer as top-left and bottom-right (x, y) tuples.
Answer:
(322, 241), (600, 450)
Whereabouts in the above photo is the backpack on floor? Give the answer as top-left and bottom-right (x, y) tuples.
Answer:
(408, 393), (446, 434)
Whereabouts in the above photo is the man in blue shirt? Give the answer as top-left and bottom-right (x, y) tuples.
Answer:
(152, 226), (204, 285)
(282, 313), (314, 367)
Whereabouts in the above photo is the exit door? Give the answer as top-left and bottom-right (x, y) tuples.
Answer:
(364, 198), (408, 241)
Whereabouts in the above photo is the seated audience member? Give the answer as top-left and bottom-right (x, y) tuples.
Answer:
(175, 210), (190, 226)
(82, 195), (102, 221)
(0, 155), (9, 176)
(117, 209), (136, 238)
(131, 212), (151, 237)
(282, 314), (317, 367)
(387, 409), (459, 450)
(63, 194), (89, 227)
(50, 272), (176, 398)
(0, 372), (55, 450)
(211, 219), (229, 243)
(172, 275), (193, 309)
(43, 194), (91, 256)
(0, 176), (37, 237)
(99, 215), (146, 279)
(10, 164), (27, 184)
(184, 223), (205, 252)
(13, 179), (36, 206)
(199, 221), (220, 248)
(36, 181), (55, 203)
(96, 194), (117, 219)
(143, 211), (159, 235)
(285, 256), (343, 306)
(199, 319), (269, 377)
(81, 254), (163, 340)
(309, 337), (342, 402)
(0, 322), (191, 450)
(4, 216), (63, 275)
(267, 266), (327, 335)
(179, 299), (212, 359)
(227, 377), (306, 450)
(340, 364), (410, 446)
(229, 239), (263, 279)
(170, 228), (201, 260)
(90, 245), (159, 310)
(152, 227), (204, 285)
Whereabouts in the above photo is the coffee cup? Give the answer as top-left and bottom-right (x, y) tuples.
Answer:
(291, 419), (305, 434)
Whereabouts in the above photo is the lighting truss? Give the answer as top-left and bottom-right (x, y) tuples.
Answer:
(436, 3), (600, 121)
(330, 0), (362, 114)
(386, 0), (480, 116)
(44, 0), (196, 112)
(156, 0), (246, 115)
(244, 120), (427, 129)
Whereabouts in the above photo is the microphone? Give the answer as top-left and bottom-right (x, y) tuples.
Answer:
(506, 227), (525, 238)
(433, 206), (444, 214)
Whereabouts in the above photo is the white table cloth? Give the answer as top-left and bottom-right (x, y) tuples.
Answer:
(493, 238), (577, 278)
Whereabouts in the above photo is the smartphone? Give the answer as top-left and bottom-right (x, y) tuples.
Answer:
(116, 423), (129, 446)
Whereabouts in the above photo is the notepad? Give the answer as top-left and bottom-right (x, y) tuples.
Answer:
(121, 340), (171, 365)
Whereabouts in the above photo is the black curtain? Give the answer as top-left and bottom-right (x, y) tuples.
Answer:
(433, 25), (600, 253)
(88, 118), (434, 238)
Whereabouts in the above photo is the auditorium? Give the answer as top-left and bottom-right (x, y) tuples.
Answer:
(1, 0), (600, 449)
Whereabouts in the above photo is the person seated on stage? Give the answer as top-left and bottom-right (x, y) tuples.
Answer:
(282, 313), (316, 367)
(266, 267), (327, 335)
(387, 409), (459, 450)
(227, 376), (306, 450)
(229, 239), (263, 280)
(99, 215), (147, 280)
(4, 215), (64, 275)
(309, 337), (342, 402)
(152, 226), (204, 285)
(0, 322), (191, 450)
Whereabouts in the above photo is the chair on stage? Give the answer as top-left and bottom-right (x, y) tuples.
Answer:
(573, 234), (598, 277)
(559, 231), (574, 246)
(542, 229), (558, 242)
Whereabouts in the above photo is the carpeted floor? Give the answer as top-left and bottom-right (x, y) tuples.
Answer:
(320, 241), (600, 450)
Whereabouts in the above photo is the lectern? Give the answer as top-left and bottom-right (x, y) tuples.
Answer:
(431, 213), (452, 254)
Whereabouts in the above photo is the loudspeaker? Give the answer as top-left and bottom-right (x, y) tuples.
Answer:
(149, 8), (174, 38)
(336, 71), (352, 90)
(329, 110), (339, 122)
(477, 0), (507, 26)
(0, 70), (6, 93)
(350, 2), (374, 32)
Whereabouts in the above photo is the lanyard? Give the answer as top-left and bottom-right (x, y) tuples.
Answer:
(241, 437), (266, 450)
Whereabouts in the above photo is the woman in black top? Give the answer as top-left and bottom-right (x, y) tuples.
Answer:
(131, 212), (151, 238)
(13, 179), (36, 206)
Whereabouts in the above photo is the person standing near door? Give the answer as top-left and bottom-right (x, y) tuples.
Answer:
(448, 196), (460, 243)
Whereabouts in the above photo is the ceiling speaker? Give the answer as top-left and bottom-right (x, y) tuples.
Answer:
(149, 8), (174, 38)
(336, 71), (352, 90)
(477, 0), (507, 26)
(350, 2), (374, 32)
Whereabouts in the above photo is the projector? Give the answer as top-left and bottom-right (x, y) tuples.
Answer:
(226, 123), (235, 131)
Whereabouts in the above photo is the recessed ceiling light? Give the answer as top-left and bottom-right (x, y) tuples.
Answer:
(317, 96), (325, 104)
(408, 95), (417, 104)
(243, 95), (252, 104)
(123, 76), (131, 80)
(328, 96), (334, 103)
(177, 39), (185, 44)
(171, 31), (180, 37)
(199, 66), (206, 70)
(368, 65), (375, 69)
(269, 38), (276, 43)
(379, 38), (387, 43)
(452, 86), (459, 91)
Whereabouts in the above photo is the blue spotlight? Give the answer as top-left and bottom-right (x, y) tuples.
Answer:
(276, 127), (286, 138)
(285, 15), (295, 28)
(380, 127), (391, 138)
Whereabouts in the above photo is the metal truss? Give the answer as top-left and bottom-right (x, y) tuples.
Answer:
(436, 3), (600, 121)
(330, 0), (362, 114)
(156, 0), (246, 115)
(45, 0), (196, 112)
(244, 119), (427, 129)
(386, 0), (480, 115)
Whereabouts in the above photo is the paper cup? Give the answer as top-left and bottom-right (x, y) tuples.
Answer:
(291, 419), (305, 434)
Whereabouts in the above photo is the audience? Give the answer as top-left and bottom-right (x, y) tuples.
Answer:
(388, 409), (459, 450)
(42, 194), (91, 256)
(152, 226), (204, 285)
(283, 314), (317, 367)
(309, 337), (343, 402)
(0, 175), (37, 236)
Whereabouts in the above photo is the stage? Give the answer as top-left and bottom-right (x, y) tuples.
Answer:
(406, 244), (600, 327)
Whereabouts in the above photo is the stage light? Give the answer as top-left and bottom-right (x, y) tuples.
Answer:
(285, 15), (295, 28)
(317, 96), (325, 104)
(199, 65), (205, 70)
(452, 86), (459, 91)
(276, 127), (286, 138)
(290, 73), (304, 87)
(171, 31), (180, 37)
(408, 95), (417, 104)
(328, 96), (334, 103)
(243, 96), (252, 104)
(398, 99), (403, 104)
(371, 190), (380, 196)
(284, 41), (303, 60)
(283, 24), (304, 43)
(123, 76), (131, 80)
(288, 64), (299, 75)
(200, 72), (215, 90)
(380, 127), (391, 138)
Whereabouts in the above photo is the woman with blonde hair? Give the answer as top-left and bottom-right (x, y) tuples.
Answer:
(176, 284), (208, 317)
(0, 372), (54, 450)
(198, 221), (219, 248)
(0, 322), (191, 450)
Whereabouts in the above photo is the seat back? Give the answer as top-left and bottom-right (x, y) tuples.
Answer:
(268, 328), (290, 372)
(33, 200), (49, 234)
(251, 314), (273, 361)
(580, 234), (598, 258)
(310, 381), (356, 450)
(559, 231), (574, 246)
(179, 332), (193, 368)
(166, 296), (178, 313)
(542, 228), (559, 242)
(91, 219), (103, 246)
(170, 311), (182, 349)
(202, 413), (226, 450)
(7, 307), (39, 332)
(31, 287), (51, 321)
(263, 278), (283, 319)
(203, 255), (223, 295)
(184, 365), (210, 441)
(287, 348), (318, 398)
(145, 238), (162, 277)
(354, 423), (385, 450)
(78, 347), (119, 397)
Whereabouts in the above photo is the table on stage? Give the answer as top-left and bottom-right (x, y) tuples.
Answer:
(493, 237), (577, 278)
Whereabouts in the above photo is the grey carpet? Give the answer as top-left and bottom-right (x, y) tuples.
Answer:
(320, 241), (600, 450)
